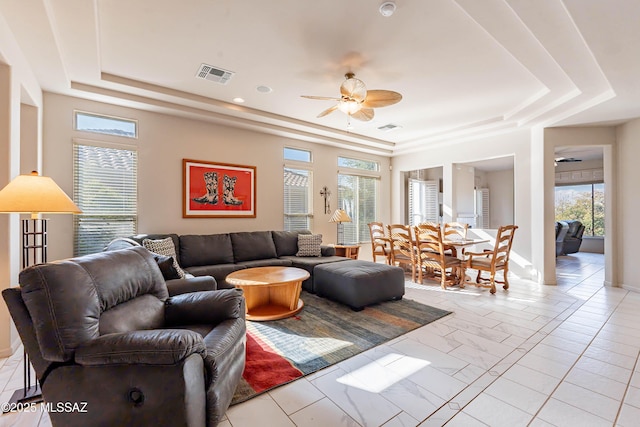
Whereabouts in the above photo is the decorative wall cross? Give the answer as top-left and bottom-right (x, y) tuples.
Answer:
(320, 186), (331, 214)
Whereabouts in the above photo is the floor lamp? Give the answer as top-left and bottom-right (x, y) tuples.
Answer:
(329, 209), (352, 245)
(0, 171), (81, 406)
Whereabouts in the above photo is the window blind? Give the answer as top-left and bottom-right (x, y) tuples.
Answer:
(73, 143), (138, 256)
(408, 179), (438, 225)
(284, 167), (312, 231)
(337, 174), (378, 244)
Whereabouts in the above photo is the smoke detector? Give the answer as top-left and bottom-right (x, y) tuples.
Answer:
(379, 2), (396, 17)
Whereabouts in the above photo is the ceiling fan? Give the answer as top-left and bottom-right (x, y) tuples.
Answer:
(555, 157), (582, 163)
(301, 72), (402, 122)
(554, 157), (582, 166)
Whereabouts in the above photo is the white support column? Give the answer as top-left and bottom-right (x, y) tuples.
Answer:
(0, 63), (22, 356)
(603, 144), (616, 287)
(530, 127), (555, 285)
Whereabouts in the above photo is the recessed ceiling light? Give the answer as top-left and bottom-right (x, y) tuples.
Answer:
(379, 2), (396, 17)
(232, 97), (245, 103)
(256, 85), (273, 93)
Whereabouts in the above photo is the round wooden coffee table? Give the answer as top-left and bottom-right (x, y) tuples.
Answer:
(226, 266), (310, 321)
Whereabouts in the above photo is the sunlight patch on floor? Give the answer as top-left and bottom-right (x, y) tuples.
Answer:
(336, 353), (430, 393)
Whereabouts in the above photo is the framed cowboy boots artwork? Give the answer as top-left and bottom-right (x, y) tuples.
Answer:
(183, 159), (256, 218)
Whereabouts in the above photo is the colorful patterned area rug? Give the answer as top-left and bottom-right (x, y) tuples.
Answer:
(231, 291), (452, 405)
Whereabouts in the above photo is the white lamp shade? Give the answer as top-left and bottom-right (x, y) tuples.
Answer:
(0, 171), (81, 215)
(329, 209), (351, 223)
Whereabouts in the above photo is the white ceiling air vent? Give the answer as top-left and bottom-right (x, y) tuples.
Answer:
(195, 64), (235, 85)
(378, 123), (402, 132)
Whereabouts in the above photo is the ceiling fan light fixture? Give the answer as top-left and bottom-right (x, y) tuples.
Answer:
(379, 1), (396, 17)
(338, 99), (362, 115)
(302, 72), (401, 123)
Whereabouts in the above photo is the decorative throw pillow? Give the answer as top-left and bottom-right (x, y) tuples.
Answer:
(142, 237), (187, 279)
(296, 234), (322, 257)
(152, 254), (181, 281)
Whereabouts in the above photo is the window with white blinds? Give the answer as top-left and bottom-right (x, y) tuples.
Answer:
(73, 143), (138, 256)
(408, 179), (438, 225)
(284, 167), (312, 231)
(337, 173), (378, 244)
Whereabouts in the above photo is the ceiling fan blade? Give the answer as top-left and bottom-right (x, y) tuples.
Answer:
(350, 108), (374, 121)
(361, 90), (402, 108)
(340, 77), (367, 102)
(317, 104), (339, 118)
(301, 95), (341, 101)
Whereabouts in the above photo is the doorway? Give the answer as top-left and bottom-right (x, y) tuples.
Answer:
(554, 146), (606, 282)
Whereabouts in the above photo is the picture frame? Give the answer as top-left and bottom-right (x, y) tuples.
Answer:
(183, 159), (256, 218)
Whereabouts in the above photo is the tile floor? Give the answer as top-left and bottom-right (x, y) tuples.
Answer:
(2, 252), (640, 427)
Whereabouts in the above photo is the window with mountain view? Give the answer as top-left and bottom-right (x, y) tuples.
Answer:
(555, 183), (605, 236)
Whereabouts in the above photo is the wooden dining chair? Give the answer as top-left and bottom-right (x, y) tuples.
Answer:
(414, 222), (440, 254)
(443, 222), (469, 257)
(465, 225), (518, 294)
(368, 222), (391, 264)
(387, 224), (418, 282)
(414, 223), (464, 289)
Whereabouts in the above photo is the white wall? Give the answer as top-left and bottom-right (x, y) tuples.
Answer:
(391, 129), (534, 280)
(486, 169), (514, 228)
(453, 164), (475, 218)
(616, 118), (640, 292)
(43, 93), (392, 261)
(580, 237), (604, 254)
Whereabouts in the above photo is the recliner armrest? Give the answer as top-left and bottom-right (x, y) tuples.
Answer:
(165, 288), (244, 326)
(75, 329), (205, 366)
(166, 275), (217, 296)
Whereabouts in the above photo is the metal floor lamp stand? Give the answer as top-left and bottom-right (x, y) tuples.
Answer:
(5, 219), (46, 408)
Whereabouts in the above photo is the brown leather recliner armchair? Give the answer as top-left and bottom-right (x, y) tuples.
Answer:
(561, 220), (585, 254)
(555, 221), (569, 256)
(2, 246), (246, 426)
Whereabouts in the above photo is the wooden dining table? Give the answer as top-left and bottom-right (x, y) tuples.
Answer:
(442, 238), (490, 259)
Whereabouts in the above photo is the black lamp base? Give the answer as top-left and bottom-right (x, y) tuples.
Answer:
(1, 218), (48, 413)
(3, 384), (42, 412)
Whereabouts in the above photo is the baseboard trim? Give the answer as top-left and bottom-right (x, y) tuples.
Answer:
(621, 284), (640, 293)
(0, 337), (20, 358)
